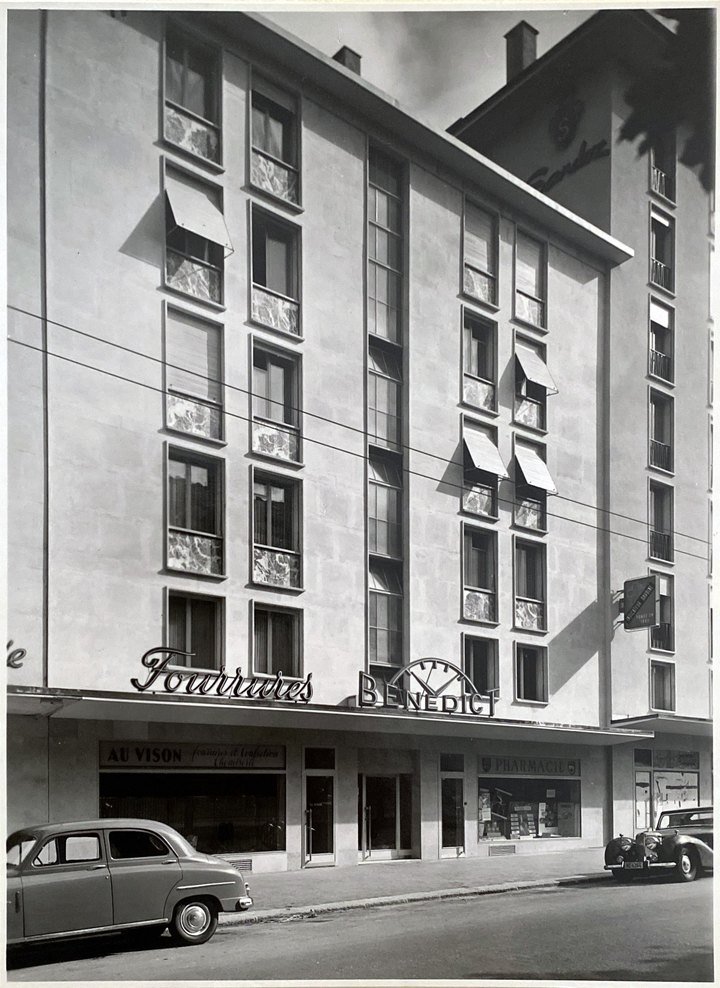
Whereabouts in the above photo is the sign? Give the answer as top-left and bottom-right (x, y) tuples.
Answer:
(479, 756), (580, 777)
(549, 96), (584, 150)
(131, 648), (313, 703)
(7, 640), (26, 669)
(100, 741), (286, 771)
(526, 138), (610, 195)
(357, 659), (496, 717)
(623, 576), (659, 630)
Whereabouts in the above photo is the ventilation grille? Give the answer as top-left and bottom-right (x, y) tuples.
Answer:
(234, 859), (252, 871)
(488, 844), (516, 856)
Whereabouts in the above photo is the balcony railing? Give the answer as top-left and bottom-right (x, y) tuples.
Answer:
(650, 529), (673, 561)
(251, 148), (299, 205)
(651, 258), (673, 292)
(515, 596), (545, 631)
(252, 419), (300, 463)
(514, 394), (544, 430)
(515, 290), (545, 329)
(651, 166), (674, 202)
(463, 589), (496, 623)
(164, 102), (220, 164)
(251, 285), (300, 336)
(463, 264), (497, 306)
(649, 349), (672, 381)
(463, 374), (495, 412)
(252, 546), (301, 589)
(462, 482), (496, 519)
(650, 439), (672, 471)
(651, 622), (674, 652)
(167, 393), (222, 441)
(166, 250), (222, 304)
(168, 529), (223, 576)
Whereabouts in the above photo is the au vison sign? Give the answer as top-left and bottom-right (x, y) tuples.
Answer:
(100, 742), (286, 770)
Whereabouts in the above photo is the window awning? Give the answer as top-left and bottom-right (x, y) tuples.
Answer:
(463, 429), (508, 479)
(165, 179), (233, 255)
(515, 445), (557, 493)
(516, 346), (558, 394)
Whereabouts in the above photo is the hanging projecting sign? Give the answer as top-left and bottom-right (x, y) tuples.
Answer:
(623, 576), (659, 630)
(357, 659), (497, 717)
(100, 741), (286, 770)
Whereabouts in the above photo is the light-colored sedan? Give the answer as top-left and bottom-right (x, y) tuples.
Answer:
(6, 818), (252, 947)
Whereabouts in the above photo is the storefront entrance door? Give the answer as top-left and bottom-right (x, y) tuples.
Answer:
(441, 776), (465, 855)
(304, 775), (334, 866)
(359, 775), (397, 860)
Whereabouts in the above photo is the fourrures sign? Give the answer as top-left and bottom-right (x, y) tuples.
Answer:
(358, 659), (496, 717)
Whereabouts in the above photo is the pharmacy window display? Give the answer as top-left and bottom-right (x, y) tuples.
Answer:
(477, 775), (581, 840)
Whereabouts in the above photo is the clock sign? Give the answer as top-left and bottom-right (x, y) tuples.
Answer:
(358, 658), (497, 717)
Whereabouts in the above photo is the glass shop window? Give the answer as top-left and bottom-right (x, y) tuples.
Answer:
(476, 778), (581, 840)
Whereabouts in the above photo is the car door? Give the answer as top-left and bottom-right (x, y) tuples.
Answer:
(21, 831), (113, 938)
(105, 828), (182, 925)
(6, 867), (24, 942)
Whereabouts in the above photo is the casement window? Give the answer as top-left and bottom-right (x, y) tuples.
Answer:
(251, 77), (299, 205)
(463, 311), (496, 412)
(515, 231), (546, 328)
(649, 482), (673, 562)
(649, 390), (673, 472)
(164, 28), (220, 164)
(650, 210), (675, 293)
(165, 308), (223, 441)
(463, 527), (497, 623)
(650, 660), (675, 711)
(514, 539), (546, 631)
(253, 604), (301, 677)
(168, 592), (222, 670)
(368, 345), (402, 451)
(251, 210), (300, 336)
(462, 420), (508, 520)
(164, 167), (231, 306)
(650, 573), (674, 652)
(368, 146), (404, 343)
(369, 560), (403, 666)
(650, 133), (676, 202)
(464, 636), (499, 696)
(463, 203), (497, 306)
(514, 440), (556, 532)
(649, 299), (674, 383)
(515, 644), (548, 703)
(252, 473), (301, 589)
(514, 338), (557, 432)
(167, 448), (223, 576)
(252, 345), (300, 462)
(368, 454), (403, 558)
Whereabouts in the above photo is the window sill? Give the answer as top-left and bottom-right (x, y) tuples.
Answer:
(460, 399), (499, 417)
(647, 370), (675, 389)
(250, 447), (305, 469)
(512, 624), (548, 636)
(647, 553), (674, 566)
(512, 418), (548, 437)
(248, 181), (304, 215)
(163, 281), (226, 312)
(513, 697), (549, 707)
(648, 645), (676, 656)
(250, 580), (305, 595)
(460, 291), (500, 315)
(162, 136), (225, 175)
(647, 463), (675, 478)
(461, 508), (499, 523)
(511, 315), (548, 335)
(647, 281), (676, 301)
(648, 187), (677, 210)
(249, 315), (304, 344)
(462, 617), (500, 628)
(165, 565), (227, 582)
(165, 424), (227, 448)
(512, 521), (548, 536)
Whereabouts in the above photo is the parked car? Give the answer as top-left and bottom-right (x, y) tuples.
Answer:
(604, 806), (713, 882)
(6, 818), (252, 947)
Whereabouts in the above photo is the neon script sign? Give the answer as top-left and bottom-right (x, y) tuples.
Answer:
(358, 659), (497, 717)
(526, 138), (610, 195)
(131, 648), (313, 703)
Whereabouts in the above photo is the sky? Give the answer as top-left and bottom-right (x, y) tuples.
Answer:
(265, 9), (597, 131)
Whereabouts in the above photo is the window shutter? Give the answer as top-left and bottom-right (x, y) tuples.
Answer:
(167, 311), (221, 403)
(465, 204), (494, 272)
(516, 234), (543, 297)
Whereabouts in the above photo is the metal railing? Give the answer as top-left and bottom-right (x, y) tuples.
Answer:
(651, 622), (674, 652)
(650, 439), (672, 471)
(649, 529), (673, 561)
(651, 258), (673, 292)
(651, 166), (674, 202)
(649, 348), (672, 381)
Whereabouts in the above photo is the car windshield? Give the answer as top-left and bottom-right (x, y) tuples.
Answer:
(7, 834), (38, 867)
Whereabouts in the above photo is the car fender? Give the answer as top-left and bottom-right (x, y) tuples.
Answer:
(673, 835), (713, 869)
(162, 860), (242, 917)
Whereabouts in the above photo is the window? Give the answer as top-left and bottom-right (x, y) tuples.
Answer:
(368, 454), (403, 558)
(650, 210), (674, 292)
(34, 834), (101, 867)
(463, 527), (497, 623)
(168, 592), (222, 670)
(649, 390), (673, 472)
(515, 231), (546, 328)
(514, 441), (555, 532)
(650, 573), (674, 652)
(252, 473), (301, 589)
(252, 345), (300, 461)
(164, 29), (220, 163)
(165, 168), (230, 305)
(109, 831), (172, 860)
(368, 146), (403, 343)
(464, 636), (498, 695)
(649, 482), (673, 561)
(253, 605), (301, 677)
(463, 203), (497, 306)
(650, 133), (676, 202)
(251, 78), (299, 205)
(515, 540), (546, 631)
(463, 312), (496, 412)
(651, 661), (675, 711)
(251, 210), (300, 335)
(462, 421), (506, 520)
(167, 449), (223, 576)
(649, 300), (674, 382)
(514, 338), (557, 432)
(165, 308), (223, 441)
(515, 644), (548, 702)
(368, 345), (402, 451)
(369, 560), (403, 666)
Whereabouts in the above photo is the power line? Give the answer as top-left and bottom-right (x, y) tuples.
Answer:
(8, 334), (711, 564)
(7, 302), (711, 547)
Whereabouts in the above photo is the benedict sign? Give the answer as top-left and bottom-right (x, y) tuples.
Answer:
(358, 659), (496, 717)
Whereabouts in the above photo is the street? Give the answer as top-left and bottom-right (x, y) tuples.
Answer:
(7, 876), (713, 982)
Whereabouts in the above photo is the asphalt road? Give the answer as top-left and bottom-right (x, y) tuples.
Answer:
(7, 875), (714, 982)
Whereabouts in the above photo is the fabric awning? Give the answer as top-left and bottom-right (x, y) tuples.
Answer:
(464, 429), (508, 479)
(515, 445), (557, 493)
(516, 345), (558, 393)
(166, 176), (233, 254)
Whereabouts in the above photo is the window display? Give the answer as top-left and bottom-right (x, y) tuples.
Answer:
(477, 777), (581, 840)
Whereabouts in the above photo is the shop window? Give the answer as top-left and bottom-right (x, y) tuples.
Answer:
(253, 604), (302, 678)
(650, 661), (675, 711)
(514, 540), (546, 631)
(463, 202), (497, 306)
(251, 209), (300, 336)
(440, 753), (464, 772)
(477, 778), (580, 840)
(634, 748), (653, 767)
(464, 636), (498, 696)
(165, 168), (230, 306)
(168, 591), (222, 670)
(164, 28), (220, 164)
(650, 573), (674, 652)
(515, 643), (548, 703)
(369, 560), (403, 666)
(514, 338), (557, 432)
(252, 345), (301, 462)
(368, 145), (404, 343)
(649, 299), (674, 383)
(368, 453), (403, 558)
(165, 307), (223, 441)
(463, 311), (497, 412)
(368, 344), (402, 451)
(167, 448), (223, 576)
(305, 748), (335, 770)
(650, 209), (674, 293)
(515, 230), (546, 328)
(649, 482), (673, 562)
(650, 133), (676, 202)
(251, 77), (299, 205)
(252, 473), (301, 589)
(463, 526), (497, 623)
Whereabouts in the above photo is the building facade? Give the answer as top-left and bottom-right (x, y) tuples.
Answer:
(7, 10), (712, 873)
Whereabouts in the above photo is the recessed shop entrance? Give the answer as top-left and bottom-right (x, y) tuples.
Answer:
(440, 754), (465, 856)
(358, 774), (412, 860)
(303, 747), (335, 867)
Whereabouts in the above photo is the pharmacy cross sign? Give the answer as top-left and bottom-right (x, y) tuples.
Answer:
(623, 575), (659, 630)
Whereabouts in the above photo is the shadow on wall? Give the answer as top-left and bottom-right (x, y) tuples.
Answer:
(434, 440), (464, 497)
(119, 194), (164, 267)
(547, 596), (603, 693)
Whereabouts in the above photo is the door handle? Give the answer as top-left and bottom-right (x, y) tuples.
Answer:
(161, 859), (177, 865)
(87, 863), (107, 870)
(15, 890), (21, 913)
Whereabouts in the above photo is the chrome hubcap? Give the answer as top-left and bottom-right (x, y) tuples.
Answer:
(181, 904), (209, 935)
(681, 854), (691, 874)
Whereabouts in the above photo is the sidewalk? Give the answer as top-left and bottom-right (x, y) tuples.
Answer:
(220, 846), (608, 927)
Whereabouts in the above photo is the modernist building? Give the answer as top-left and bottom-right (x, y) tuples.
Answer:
(7, 9), (712, 873)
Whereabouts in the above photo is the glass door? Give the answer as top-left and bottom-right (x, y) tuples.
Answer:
(441, 776), (465, 855)
(303, 748), (335, 867)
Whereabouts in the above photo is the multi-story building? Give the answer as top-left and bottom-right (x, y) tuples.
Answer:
(6, 9), (711, 872)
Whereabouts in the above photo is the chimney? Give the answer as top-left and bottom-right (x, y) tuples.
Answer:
(504, 21), (538, 82)
(333, 46), (362, 75)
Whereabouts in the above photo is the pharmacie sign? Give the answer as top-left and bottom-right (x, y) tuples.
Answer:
(358, 659), (496, 717)
(479, 755), (580, 777)
(130, 648), (313, 703)
(100, 742), (286, 770)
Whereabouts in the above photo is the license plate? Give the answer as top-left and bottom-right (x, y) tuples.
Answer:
(624, 862), (645, 869)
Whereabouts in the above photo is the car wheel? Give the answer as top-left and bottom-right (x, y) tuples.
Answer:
(170, 900), (218, 946)
(675, 848), (698, 882)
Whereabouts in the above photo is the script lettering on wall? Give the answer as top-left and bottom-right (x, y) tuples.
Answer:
(7, 640), (26, 669)
(527, 138), (610, 195)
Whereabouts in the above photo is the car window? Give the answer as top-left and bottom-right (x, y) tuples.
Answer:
(7, 838), (36, 867)
(33, 833), (101, 867)
(109, 830), (172, 860)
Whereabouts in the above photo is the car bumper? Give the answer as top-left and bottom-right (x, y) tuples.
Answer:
(605, 862), (676, 872)
(220, 883), (253, 912)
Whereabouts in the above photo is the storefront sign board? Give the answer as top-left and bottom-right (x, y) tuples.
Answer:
(100, 742), (286, 770)
(479, 756), (580, 777)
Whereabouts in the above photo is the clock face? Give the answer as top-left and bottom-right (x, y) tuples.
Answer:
(549, 96), (584, 150)
(396, 659), (476, 698)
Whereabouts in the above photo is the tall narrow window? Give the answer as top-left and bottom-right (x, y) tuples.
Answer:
(650, 661), (675, 711)
(164, 29), (220, 163)
(167, 450), (223, 576)
(252, 474), (301, 589)
(368, 454), (403, 558)
(650, 210), (674, 292)
(515, 644), (548, 702)
(515, 231), (546, 328)
(368, 147), (403, 343)
(251, 78), (299, 205)
(462, 420), (507, 520)
(252, 346), (300, 462)
(515, 540), (546, 631)
(251, 210), (300, 336)
(514, 339), (557, 432)
(463, 312), (496, 412)
(649, 482), (673, 562)
(168, 593), (221, 670)
(649, 390), (673, 472)
(165, 309), (223, 441)
(464, 637), (498, 696)
(368, 345), (402, 451)
(650, 134), (676, 202)
(650, 574), (674, 652)
(369, 561), (403, 666)
(649, 300), (674, 383)
(463, 527), (497, 623)
(253, 605), (301, 677)
(463, 203), (497, 306)
(514, 441), (556, 532)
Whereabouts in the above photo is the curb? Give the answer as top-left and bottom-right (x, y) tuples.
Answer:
(218, 873), (607, 927)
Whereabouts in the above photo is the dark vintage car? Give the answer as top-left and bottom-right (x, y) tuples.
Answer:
(604, 806), (713, 882)
(6, 818), (252, 947)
